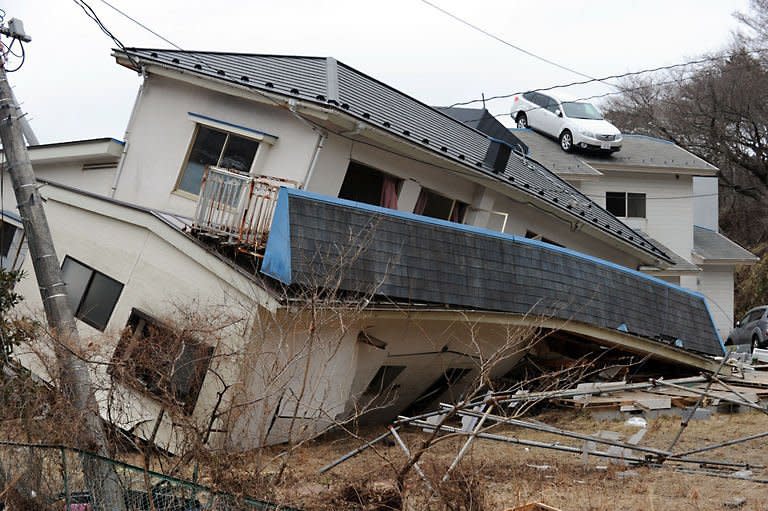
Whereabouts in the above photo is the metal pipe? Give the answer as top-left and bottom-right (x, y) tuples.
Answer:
(319, 428), (395, 474)
(671, 429), (768, 458)
(389, 426), (433, 492)
(651, 379), (768, 414)
(302, 130), (326, 190)
(111, 66), (147, 198)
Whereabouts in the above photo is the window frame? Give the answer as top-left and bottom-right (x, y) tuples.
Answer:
(415, 187), (468, 223)
(175, 122), (266, 197)
(110, 308), (214, 415)
(61, 256), (124, 331)
(605, 191), (647, 219)
(338, 161), (403, 208)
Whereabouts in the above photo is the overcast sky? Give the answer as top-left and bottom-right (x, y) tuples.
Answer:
(5, 0), (752, 144)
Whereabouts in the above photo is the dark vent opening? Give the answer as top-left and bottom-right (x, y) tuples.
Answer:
(441, 146), (448, 152)
(172, 58), (180, 64)
(458, 154), (465, 160)
(328, 99), (339, 105)
(422, 138), (430, 144)
(341, 103), (350, 109)
(241, 76), (249, 82)
(290, 88), (300, 94)
(483, 140), (511, 175)
(402, 130), (410, 136)
(150, 52), (158, 57)
(265, 82), (274, 88)
(362, 113), (370, 119)
(383, 121), (391, 128)
(316, 94), (326, 101)
(194, 64), (202, 69)
(217, 69), (225, 76)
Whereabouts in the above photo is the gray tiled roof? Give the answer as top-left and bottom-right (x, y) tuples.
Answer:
(640, 234), (700, 273)
(586, 135), (717, 172)
(115, 48), (670, 263)
(510, 128), (716, 174)
(509, 128), (601, 176)
(693, 226), (758, 262)
(262, 189), (723, 356)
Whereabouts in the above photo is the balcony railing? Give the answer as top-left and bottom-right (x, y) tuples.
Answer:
(192, 166), (298, 252)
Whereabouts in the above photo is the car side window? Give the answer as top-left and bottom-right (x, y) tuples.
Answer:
(748, 309), (764, 323)
(538, 95), (557, 114)
(740, 312), (751, 325)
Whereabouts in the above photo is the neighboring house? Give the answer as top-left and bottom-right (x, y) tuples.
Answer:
(454, 117), (756, 339)
(1, 138), (123, 271)
(3, 50), (727, 451)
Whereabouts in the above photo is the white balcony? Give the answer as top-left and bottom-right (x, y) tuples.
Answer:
(192, 166), (298, 252)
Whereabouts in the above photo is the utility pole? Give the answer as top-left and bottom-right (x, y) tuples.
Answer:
(0, 19), (125, 511)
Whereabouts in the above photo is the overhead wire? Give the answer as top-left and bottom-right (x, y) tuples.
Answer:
(448, 46), (768, 108)
(418, 0), (610, 85)
(66, 0), (726, 252)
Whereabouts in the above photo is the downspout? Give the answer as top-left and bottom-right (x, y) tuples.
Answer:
(110, 66), (147, 198)
(302, 130), (326, 190)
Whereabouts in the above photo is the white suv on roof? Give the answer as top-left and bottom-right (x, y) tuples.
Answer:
(512, 91), (622, 153)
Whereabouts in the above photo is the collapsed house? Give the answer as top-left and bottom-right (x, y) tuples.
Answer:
(0, 48), (751, 450)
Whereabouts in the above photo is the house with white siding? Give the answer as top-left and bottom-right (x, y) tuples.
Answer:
(491, 124), (758, 339)
(1, 49), (730, 451)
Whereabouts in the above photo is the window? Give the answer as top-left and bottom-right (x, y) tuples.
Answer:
(178, 125), (260, 195)
(414, 188), (468, 223)
(525, 230), (564, 248)
(364, 365), (405, 396)
(338, 162), (402, 209)
(111, 309), (213, 414)
(1, 220), (17, 260)
(61, 256), (123, 331)
(605, 192), (646, 218)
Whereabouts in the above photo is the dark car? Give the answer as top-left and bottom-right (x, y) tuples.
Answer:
(726, 306), (768, 351)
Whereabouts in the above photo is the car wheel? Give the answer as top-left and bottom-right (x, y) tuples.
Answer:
(516, 113), (528, 129)
(752, 334), (760, 352)
(559, 130), (573, 152)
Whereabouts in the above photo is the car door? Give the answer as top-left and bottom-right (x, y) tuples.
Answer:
(536, 94), (563, 137)
(524, 92), (548, 131)
(733, 311), (752, 344)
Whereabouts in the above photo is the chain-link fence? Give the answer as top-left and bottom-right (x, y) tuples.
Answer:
(0, 441), (298, 510)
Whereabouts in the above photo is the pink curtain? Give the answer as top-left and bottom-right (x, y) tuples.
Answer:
(413, 189), (428, 215)
(380, 176), (399, 210)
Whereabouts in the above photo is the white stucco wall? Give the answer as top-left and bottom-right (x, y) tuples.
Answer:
(580, 171), (694, 263)
(697, 265), (735, 340)
(693, 176), (719, 231)
(113, 74), (320, 217)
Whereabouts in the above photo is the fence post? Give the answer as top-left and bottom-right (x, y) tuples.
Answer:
(61, 447), (70, 510)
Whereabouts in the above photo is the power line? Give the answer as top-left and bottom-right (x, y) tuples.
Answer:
(448, 46), (768, 108)
(418, 0), (610, 86)
(95, 0), (184, 51)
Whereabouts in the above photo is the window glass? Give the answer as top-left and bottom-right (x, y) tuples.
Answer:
(338, 162), (387, 206)
(112, 309), (212, 414)
(220, 135), (259, 173)
(605, 192), (626, 217)
(61, 257), (92, 315)
(178, 126), (260, 196)
(61, 256), (123, 331)
(542, 96), (559, 114)
(561, 102), (604, 120)
(1, 221), (16, 258)
(748, 309), (765, 323)
(627, 193), (646, 218)
(420, 190), (455, 220)
(78, 272), (124, 330)
(179, 127), (227, 195)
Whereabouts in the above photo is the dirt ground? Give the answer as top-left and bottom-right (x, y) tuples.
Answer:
(236, 407), (768, 511)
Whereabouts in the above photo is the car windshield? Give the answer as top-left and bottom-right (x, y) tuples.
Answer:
(562, 102), (604, 120)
